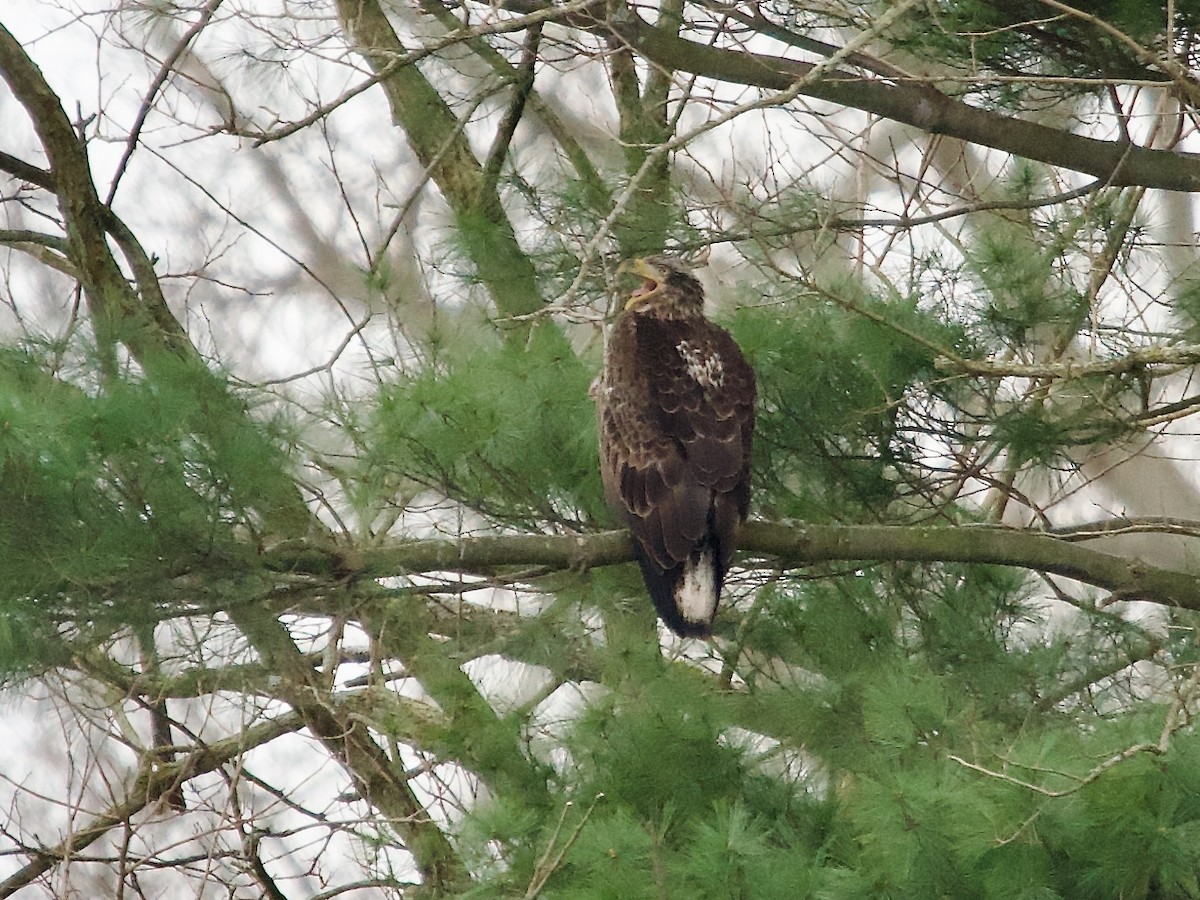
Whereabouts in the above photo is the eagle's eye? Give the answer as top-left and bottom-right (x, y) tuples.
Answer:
(664, 267), (690, 289)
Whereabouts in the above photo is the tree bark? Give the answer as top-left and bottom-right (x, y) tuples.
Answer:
(268, 520), (1200, 611)
(604, 5), (1200, 191)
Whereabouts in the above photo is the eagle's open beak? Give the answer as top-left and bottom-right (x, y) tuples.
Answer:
(618, 257), (664, 310)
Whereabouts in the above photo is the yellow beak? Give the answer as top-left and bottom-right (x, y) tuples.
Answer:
(618, 257), (665, 310)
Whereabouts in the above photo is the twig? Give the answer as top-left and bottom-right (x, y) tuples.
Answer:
(1035, 0), (1200, 108)
(0, 716), (302, 897)
(554, 0), (927, 308)
(106, 0), (227, 205)
(948, 741), (1159, 798)
(245, 0), (598, 146)
(524, 793), (604, 898)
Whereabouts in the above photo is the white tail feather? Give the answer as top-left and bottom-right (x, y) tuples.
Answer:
(675, 545), (718, 626)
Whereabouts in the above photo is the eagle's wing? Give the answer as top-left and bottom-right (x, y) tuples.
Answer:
(598, 314), (755, 576)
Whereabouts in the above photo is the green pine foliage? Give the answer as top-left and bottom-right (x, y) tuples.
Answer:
(10, 1), (1200, 896)
(991, 394), (1134, 466)
(343, 229), (1200, 897)
(8, 233), (1188, 895)
(361, 324), (605, 530)
(454, 555), (1200, 898)
(499, 673), (829, 900)
(0, 345), (264, 678)
(733, 288), (966, 521)
(1168, 272), (1200, 344)
(890, 0), (1199, 104)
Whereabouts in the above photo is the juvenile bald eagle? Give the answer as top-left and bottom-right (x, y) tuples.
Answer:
(593, 255), (756, 637)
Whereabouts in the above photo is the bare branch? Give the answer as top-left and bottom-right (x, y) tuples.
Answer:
(481, 22), (542, 192)
(227, 606), (468, 889)
(1035, 0), (1200, 108)
(106, 0), (228, 205)
(0, 715), (303, 898)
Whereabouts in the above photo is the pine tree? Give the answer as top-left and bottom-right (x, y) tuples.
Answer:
(2, 2), (1200, 897)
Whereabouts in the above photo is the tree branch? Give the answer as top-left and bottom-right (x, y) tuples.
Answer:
(413, 0), (608, 201)
(227, 606), (468, 890)
(334, 0), (565, 347)
(105, 0), (228, 205)
(481, 22), (541, 192)
(606, 5), (1200, 192)
(267, 520), (1200, 611)
(0, 714), (303, 898)
(0, 23), (141, 354)
(0, 229), (74, 276)
(0, 22), (317, 540)
(934, 343), (1200, 379)
(1036, 0), (1200, 108)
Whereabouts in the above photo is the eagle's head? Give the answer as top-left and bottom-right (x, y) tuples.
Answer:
(619, 255), (705, 318)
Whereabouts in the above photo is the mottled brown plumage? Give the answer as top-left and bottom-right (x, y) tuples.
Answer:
(592, 255), (756, 636)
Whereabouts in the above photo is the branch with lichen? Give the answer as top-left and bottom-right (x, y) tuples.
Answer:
(934, 344), (1200, 379)
(267, 519), (1200, 612)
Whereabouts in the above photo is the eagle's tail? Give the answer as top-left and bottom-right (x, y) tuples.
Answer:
(635, 534), (724, 638)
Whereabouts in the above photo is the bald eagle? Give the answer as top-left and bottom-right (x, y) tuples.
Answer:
(593, 255), (756, 637)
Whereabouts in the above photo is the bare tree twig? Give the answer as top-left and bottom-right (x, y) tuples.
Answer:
(105, 0), (228, 205)
(948, 740), (1160, 798)
(0, 715), (303, 898)
(524, 793), (604, 898)
(1035, 0), (1200, 108)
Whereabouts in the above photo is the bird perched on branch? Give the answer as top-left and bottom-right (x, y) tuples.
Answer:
(592, 255), (756, 636)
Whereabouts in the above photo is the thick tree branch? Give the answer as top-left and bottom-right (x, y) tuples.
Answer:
(0, 149), (51, 185)
(413, 0), (609, 203)
(0, 24), (316, 539)
(227, 607), (468, 890)
(335, 0), (564, 347)
(934, 343), (1200, 379)
(736, 522), (1200, 607)
(606, 5), (1200, 192)
(0, 24), (142, 354)
(268, 521), (1200, 611)
(0, 228), (74, 275)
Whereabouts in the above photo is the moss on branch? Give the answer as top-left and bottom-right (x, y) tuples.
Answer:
(267, 521), (1200, 611)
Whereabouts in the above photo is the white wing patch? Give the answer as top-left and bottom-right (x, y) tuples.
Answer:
(676, 339), (725, 389)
